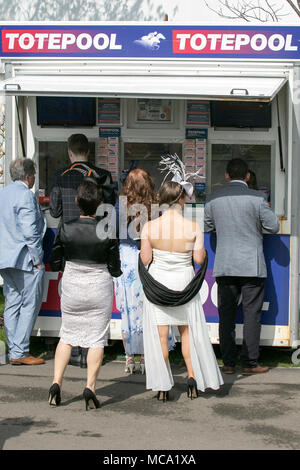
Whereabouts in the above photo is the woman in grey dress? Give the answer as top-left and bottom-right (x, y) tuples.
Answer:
(48, 179), (122, 410)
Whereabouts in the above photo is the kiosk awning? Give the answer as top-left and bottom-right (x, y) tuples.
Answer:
(0, 74), (287, 101)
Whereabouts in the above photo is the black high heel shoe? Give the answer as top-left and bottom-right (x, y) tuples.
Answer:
(83, 387), (100, 411)
(156, 391), (169, 402)
(187, 377), (199, 400)
(48, 383), (61, 406)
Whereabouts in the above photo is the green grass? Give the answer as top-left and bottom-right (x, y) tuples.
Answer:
(0, 286), (299, 367)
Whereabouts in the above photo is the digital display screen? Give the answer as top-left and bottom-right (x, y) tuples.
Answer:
(211, 101), (271, 128)
(37, 97), (96, 127)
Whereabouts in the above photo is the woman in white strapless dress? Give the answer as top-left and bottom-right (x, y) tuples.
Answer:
(140, 181), (223, 401)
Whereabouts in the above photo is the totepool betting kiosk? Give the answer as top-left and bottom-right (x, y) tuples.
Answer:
(0, 22), (299, 348)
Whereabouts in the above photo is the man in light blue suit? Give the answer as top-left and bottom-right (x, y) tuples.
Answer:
(0, 158), (47, 365)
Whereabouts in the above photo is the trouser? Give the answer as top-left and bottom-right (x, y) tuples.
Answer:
(1, 266), (45, 359)
(216, 276), (265, 368)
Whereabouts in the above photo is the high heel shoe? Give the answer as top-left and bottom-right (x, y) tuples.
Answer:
(48, 383), (61, 406)
(83, 387), (100, 411)
(139, 356), (145, 375)
(124, 355), (135, 375)
(156, 391), (169, 402)
(187, 377), (199, 400)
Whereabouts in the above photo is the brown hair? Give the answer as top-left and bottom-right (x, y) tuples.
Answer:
(68, 134), (89, 156)
(158, 181), (185, 206)
(76, 179), (103, 216)
(121, 168), (156, 221)
(247, 170), (258, 190)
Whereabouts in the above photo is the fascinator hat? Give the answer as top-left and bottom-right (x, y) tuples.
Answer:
(159, 153), (204, 198)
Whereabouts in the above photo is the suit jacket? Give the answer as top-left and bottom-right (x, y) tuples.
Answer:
(50, 217), (122, 278)
(0, 181), (47, 271)
(49, 161), (116, 223)
(204, 181), (280, 278)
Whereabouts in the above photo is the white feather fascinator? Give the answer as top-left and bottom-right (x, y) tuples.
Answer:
(159, 154), (204, 198)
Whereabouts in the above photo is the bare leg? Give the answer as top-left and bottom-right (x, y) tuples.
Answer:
(178, 325), (195, 379)
(86, 347), (104, 392)
(122, 332), (135, 373)
(157, 325), (170, 364)
(52, 341), (72, 387)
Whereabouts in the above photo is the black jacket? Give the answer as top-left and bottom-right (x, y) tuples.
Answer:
(49, 161), (116, 223)
(50, 217), (122, 278)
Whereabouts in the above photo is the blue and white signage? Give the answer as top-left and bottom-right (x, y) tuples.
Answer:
(0, 25), (300, 60)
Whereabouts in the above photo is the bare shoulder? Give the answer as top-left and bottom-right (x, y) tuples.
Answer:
(141, 220), (150, 238)
(183, 216), (201, 232)
(191, 220), (202, 234)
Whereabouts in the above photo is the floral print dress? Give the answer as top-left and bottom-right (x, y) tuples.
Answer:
(114, 243), (144, 354)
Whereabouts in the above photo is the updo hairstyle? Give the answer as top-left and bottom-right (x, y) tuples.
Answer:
(158, 181), (185, 206)
(76, 178), (103, 216)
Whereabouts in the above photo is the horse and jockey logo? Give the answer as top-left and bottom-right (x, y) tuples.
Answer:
(134, 31), (166, 50)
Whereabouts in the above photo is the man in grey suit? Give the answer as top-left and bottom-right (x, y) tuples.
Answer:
(0, 159), (46, 365)
(204, 158), (279, 375)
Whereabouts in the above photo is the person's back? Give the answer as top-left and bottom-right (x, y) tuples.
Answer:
(0, 175), (45, 271)
(205, 176), (279, 278)
(141, 181), (205, 267)
(140, 180), (223, 399)
(204, 158), (279, 375)
(50, 134), (115, 223)
(114, 168), (156, 375)
(148, 209), (198, 254)
(0, 158), (46, 366)
(48, 179), (121, 410)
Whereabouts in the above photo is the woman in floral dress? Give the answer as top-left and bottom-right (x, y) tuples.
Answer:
(114, 168), (156, 374)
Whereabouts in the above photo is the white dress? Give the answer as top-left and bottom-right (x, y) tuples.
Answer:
(143, 249), (224, 392)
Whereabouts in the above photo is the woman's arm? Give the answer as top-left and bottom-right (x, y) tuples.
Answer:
(192, 223), (206, 266)
(140, 221), (153, 266)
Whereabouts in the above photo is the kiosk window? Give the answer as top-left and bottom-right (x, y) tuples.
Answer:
(38, 141), (95, 196)
(211, 144), (271, 200)
(124, 142), (182, 190)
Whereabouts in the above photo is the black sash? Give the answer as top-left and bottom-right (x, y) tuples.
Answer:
(138, 251), (208, 307)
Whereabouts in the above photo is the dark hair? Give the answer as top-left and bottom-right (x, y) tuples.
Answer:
(226, 158), (249, 180)
(68, 134), (89, 156)
(158, 181), (185, 206)
(247, 170), (258, 190)
(76, 179), (103, 216)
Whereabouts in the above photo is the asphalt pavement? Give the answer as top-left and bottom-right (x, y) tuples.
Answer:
(0, 358), (300, 451)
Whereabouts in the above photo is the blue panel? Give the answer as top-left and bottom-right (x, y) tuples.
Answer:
(203, 233), (290, 326)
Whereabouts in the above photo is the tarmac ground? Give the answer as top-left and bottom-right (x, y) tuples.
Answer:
(0, 358), (300, 453)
